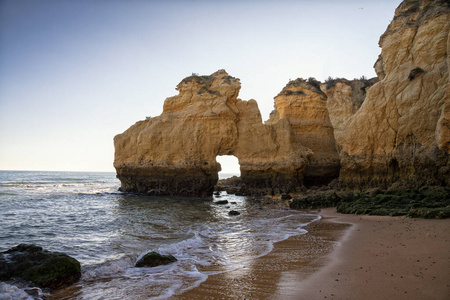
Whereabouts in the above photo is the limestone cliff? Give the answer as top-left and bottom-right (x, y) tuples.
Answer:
(114, 0), (450, 196)
(322, 78), (377, 152)
(269, 78), (340, 186)
(339, 0), (450, 188)
(114, 70), (311, 196)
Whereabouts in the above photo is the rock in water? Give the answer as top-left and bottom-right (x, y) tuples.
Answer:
(215, 200), (229, 205)
(135, 252), (177, 268)
(0, 244), (81, 289)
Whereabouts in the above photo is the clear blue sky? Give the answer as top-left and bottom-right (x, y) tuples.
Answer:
(0, 0), (400, 172)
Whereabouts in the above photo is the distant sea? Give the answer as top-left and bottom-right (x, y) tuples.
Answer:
(0, 170), (319, 299)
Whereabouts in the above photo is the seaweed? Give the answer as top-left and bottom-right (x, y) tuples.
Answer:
(290, 186), (450, 219)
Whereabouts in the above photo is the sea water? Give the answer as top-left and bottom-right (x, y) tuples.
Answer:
(0, 171), (319, 299)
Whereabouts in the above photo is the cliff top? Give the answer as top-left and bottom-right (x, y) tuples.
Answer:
(380, 0), (450, 45)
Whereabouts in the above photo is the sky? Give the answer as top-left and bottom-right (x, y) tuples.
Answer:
(0, 0), (400, 173)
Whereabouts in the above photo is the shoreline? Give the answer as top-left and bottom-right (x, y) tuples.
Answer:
(172, 210), (351, 299)
(174, 208), (450, 299)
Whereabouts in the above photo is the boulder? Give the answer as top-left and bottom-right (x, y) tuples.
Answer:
(0, 244), (81, 289)
(215, 200), (229, 205)
(135, 252), (177, 268)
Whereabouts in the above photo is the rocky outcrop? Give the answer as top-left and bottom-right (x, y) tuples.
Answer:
(338, 0), (450, 188)
(0, 244), (81, 289)
(114, 70), (311, 196)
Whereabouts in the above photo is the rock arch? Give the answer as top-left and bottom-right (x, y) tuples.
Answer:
(114, 70), (339, 196)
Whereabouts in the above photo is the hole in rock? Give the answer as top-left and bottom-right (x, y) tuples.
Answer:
(216, 155), (241, 179)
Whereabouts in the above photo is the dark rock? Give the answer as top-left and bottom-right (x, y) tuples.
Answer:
(135, 251), (177, 268)
(226, 188), (238, 194)
(0, 244), (81, 289)
(228, 210), (240, 216)
(214, 185), (225, 192)
(213, 191), (221, 195)
(215, 200), (229, 205)
(234, 189), (245, 196)
(281, 194), (292, 200)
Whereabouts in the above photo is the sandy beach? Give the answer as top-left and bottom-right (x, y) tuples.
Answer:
(174, 208), (450, 299)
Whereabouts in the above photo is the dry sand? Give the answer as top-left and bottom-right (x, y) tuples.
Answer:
(173, 208), (450, 300)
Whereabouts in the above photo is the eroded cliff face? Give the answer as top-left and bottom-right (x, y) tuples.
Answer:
(322, 78), (377, 152)
(115, 0), (449, 196)
(270, 79), (340, 186)
(339, 0), (450, 188)
(114, 70), (311, 196)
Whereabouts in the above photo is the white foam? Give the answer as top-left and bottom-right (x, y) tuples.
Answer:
(82, 257), (134, 281)
(0, 283), (36, 300)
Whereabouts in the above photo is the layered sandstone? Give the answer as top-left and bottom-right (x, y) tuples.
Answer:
(322, 78), (377, 151)
(114, 70), (311, 196)
(339, 0), (450, 188)
(269, 78), (340, 186)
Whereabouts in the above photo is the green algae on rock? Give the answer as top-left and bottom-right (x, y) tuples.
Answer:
(0, 244), (81, 289)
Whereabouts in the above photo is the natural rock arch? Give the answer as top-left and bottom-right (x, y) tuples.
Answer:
(114, 70), (338, 196)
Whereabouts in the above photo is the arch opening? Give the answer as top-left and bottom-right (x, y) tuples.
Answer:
(216, 155), (241, 179)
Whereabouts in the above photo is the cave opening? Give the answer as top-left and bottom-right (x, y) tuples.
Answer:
(216, 155), (241, 179)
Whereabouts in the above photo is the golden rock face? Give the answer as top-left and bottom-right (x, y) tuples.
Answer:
(114, 70), (314, 196)
(114, 1), (450, 196)
(338, 0), (450, 188)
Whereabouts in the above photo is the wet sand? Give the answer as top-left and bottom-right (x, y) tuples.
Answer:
(173, 208), (450, 299)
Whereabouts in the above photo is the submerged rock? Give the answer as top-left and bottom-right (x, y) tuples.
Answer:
(135, 252), (177, 268)
(0, 244), (81, 289)
(215, 200), (229, 205)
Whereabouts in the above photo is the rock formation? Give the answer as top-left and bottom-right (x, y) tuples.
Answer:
(338, 0), (450, 188)
(269, 78), (341, 186)
(114, 0), (449, 196)
(322, 77), (378, 151)
(114, 70), (311, 196)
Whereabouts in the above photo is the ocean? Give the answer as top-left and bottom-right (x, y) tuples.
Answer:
(0, 171), (320, 299)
